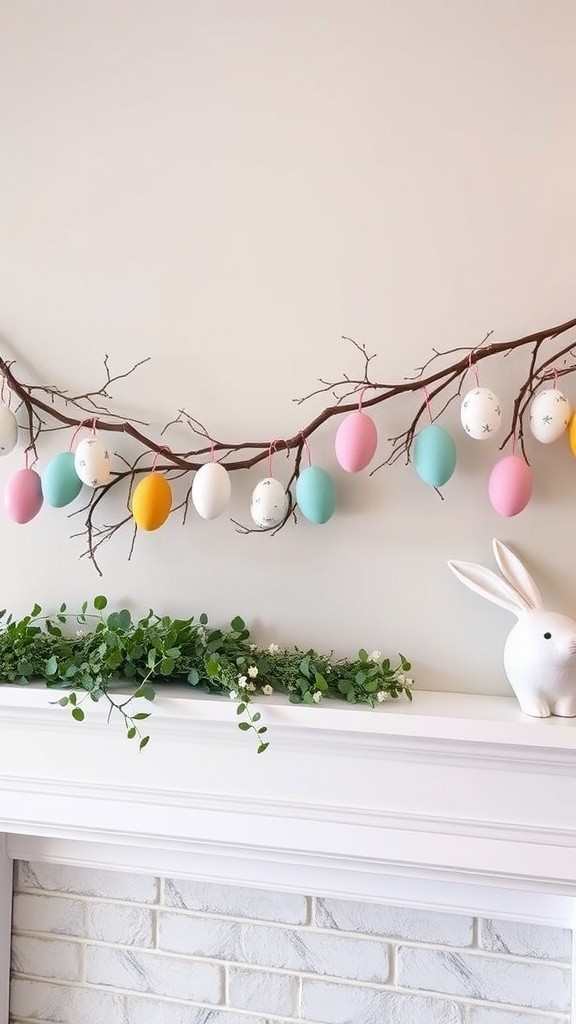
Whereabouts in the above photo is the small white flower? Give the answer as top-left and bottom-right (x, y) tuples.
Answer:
(249, 643), (257, 651)
(229, 690), (239, 701)
(405, 678), (414, 688)
(238, 675), (247, 687)
(397, 673), (406, 685)
(248, 665), (258, 678)
(75, 628), (85, 638)
(245, 681), (256, 692)
(369, 650), (382, 663)
(377, 690), (388, 703)
(197, 626), (206, 642)
(262, 684), (274, 695)
(268, 643), (279, 655)
(312, 691), (322, 703)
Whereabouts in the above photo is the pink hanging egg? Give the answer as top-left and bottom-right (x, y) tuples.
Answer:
(335, 411), (378, 472)
(488, 455), (533, 517)
(5, 468), (43, 524)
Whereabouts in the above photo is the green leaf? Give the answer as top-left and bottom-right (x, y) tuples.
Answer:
(132, 712), (151, 721)
(299, 658), (310, 679)
(230, 615), (245, 632)
(238, 721), (251, 731)
(45, 655), (58, 676)
(147, 649), (157, 669)
(165, 647), (180, 659)
(71, 707), (84, 722)
(251, 712), (261, 722)
(31, 602), (42, 617)
(81, 601), (88, 614)
(363, 680), (378, 693)
(236, 703), (246, 714)
(187, 668), (200, 686)
(358, 648), (368, 662)
(59, 602), (67, 614)
(302, 691), (314, 704)
(355, 671), (366, 685)
(139, 736), (150, 750)
(257, 742), (269, 754)
(314, 672), (328, 691)
(58, 696), (69, 706)
(93, 595), (107, 611)
(199, 612), (208, 625)
(160, 658), (175, 676)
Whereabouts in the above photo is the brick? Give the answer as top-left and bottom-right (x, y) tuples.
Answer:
(316, 897), (473, 946)
(86, 902), (154, 947)
(467, 1007), (572, 1024)
(397, 946), (571, 1012)
(228, 965), (297, 1016)
(301, 977), (463, 1023)
(12, 893), (86, 938)
(85, 945), (222, 1002)
(17, 861), (158, 904)
(11, 934), (81, 982)
(479, 919), (572, 962)
(159, 912), (388, 982)
(10, 978), (267, 1024)
(163, 877), (307, 923)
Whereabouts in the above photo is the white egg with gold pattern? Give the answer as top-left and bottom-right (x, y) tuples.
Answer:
(460, 387), (502, 440)
(529, 388), (572, 444)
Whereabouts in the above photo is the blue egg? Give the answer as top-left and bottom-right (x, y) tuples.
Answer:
(42, 451), (83, 508)
(296, 466), (336, 524)
(413, 425), (457, 487)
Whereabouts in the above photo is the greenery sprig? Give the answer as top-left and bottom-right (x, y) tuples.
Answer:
(0, 599), (413, 752)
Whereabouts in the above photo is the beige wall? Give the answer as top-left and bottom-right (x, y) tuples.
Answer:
(1, 0), (575, 697)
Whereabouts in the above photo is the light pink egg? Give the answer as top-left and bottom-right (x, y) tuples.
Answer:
(5, 468), (43, 524)
(488, 455), (533, 517)
(335, 411), (378, 472)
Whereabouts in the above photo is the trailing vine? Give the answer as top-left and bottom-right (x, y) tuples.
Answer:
(0, 598), (412, 752)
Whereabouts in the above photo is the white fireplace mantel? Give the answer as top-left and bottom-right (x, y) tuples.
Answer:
(0, 684), (575, 1020)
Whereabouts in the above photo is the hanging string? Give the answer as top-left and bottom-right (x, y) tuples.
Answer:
(210, 443), (216, 463)
(268, 439), (283, 477)
(69, 418), (97, 451)
(422, 386), (434, 424)
(300, 434), (312, 467)
(24, 446), (37, 469)
(152, 444), (172, 472)
(468, 350), (480, 388)
(358, 386), (369, 412)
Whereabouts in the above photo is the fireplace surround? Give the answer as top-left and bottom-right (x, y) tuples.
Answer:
(0, 683), (575, 1021)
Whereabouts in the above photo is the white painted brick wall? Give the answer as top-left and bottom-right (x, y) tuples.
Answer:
(9, 861), (572, 1024)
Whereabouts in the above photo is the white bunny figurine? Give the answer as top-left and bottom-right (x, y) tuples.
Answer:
(448, 539), (576, 718)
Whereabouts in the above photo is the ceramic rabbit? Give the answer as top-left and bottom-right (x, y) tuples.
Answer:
(448, 539), (576, 718)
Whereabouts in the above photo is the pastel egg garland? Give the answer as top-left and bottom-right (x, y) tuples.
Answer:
(5, 464), (43, 524)
(530, 388), (571, 444)
(74, 435), (112, 488)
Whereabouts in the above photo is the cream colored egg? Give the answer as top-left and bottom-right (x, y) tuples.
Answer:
(0, 403), (18, 455)
(529, 388), (571, 444)
(192, 462), (232, 520)
(74, 437), (112, 488)
(460, 388), (502, 440)
(250, 477), (289, 529)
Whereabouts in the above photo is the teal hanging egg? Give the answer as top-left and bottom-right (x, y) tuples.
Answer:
(413, 424), (457, 487)
(296, 466), (336, 524)
(42, 452), (83, 507)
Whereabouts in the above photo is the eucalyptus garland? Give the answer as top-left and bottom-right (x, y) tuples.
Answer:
(0, 598), (413, 752)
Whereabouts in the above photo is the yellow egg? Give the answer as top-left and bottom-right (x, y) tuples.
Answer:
(131, 473), (172, 531)
(568, 413), (576, 457)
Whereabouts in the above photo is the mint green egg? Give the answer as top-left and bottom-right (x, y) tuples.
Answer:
(296, 466), (336, 524)
(413, 425), (457, 487)
(42, 451), (83, 507)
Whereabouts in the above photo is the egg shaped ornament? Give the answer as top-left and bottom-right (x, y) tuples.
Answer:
(41, 452), (83, 508)
(335, 411), (378, 472)
(74, 436), (111, 488)
(413, 424), (457, 488)
(460, 388), (502, 440)
(0, 403), (18, 456)
(132, 473), (172, 531)
(488, 454), (533, 517)
(530, 389), (572, 444)
(250, 477), (289, 529)
(5, 468), (43, 524)
(296, 466), (336, 524)
(192, 462), (232, 520)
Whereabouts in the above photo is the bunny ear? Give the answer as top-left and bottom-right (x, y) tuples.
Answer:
(447, 559), (529, 618)
(492, 539), (543, 611)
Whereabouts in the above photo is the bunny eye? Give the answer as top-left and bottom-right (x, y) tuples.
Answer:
(544, 632), (552, 639)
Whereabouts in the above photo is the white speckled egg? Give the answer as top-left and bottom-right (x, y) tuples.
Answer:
(0, 403), (18, 455)
(529, 388), (571, 443)
(460, 388), (502, 440)
(250, 477), (289, 529)
(74, 437), (112, 488)
(192, 462), (232, 520)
